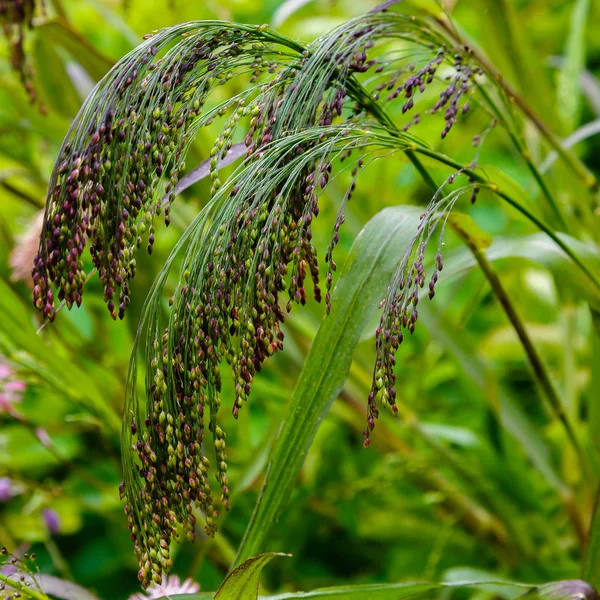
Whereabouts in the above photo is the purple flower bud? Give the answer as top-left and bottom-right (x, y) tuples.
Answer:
(43, 508), (61, 535)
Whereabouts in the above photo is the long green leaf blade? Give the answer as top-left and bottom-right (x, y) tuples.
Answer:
(234, 207), (423, 564)
(167, 579), (533, 600)
(557, 0), (591, 129)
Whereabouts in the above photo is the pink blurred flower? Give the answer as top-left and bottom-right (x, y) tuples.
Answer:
(0, 478), (15, 502)
(10, 210), (44, 287)
(129, 575), (200, 599)
(0, 358), (25, 415)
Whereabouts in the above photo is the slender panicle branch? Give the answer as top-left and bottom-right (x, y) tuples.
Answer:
(31, 5), (599, 588)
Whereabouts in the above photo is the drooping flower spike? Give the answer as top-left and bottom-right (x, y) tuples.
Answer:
(34, 7), (501, 588)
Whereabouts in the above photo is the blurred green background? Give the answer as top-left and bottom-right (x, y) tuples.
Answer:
(1, 0), (599, 598)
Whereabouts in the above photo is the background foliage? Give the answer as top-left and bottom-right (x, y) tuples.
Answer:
(1, 0), (600, 598)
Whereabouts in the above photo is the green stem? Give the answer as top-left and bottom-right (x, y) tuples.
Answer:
(434, 15), (597, 190)
(455, 232), (583, 462)
(411, 145), (600, 294)
(345, 62), (597, 295)
(0, 573), (49, 600)
(0, 182), (44, 208)
(345, 78), (438, 191)
(476, 85), (571, 233)
(395, 405), (537, 557)
(583, 486), (600, 588)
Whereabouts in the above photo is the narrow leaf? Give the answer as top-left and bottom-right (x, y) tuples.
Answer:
(214, 553), (289, 600)
(235, 207), (423, 563)
(443, 233), (600, 309)
(34, 19), (113, 81)
(33, 35), (81, 117)
(583, 497), (600, 589)
(418, 304), (566, 493)
(557, 0), (591, 129)
(539, 119), (600, 175)
(272, 0), (314, 27)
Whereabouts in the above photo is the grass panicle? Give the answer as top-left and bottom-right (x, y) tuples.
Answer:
(31, 5), (599, 588)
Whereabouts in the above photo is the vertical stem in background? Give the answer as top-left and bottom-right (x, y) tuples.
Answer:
(583, 488), (600, 588)
(433, 16), (597, 190)
(453, 225), (584, 463)
(562, 305), (578, 423)
(583, 310), (600, 585)
(476, 85), (571, 233)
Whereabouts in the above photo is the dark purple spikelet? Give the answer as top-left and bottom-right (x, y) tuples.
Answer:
(32, 9), (493, 589)
(364, 170), (481, 446)
(32, 25), (292, 324)
(373, 41), (478, 137)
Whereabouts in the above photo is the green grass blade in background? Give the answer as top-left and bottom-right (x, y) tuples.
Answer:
(234, 207), (422, 565)
(583, 310), (600, 588)
(583, 490), (600, 590)
(471, 0), (557, 125)
(34, 19), (114, 81)
(33, 35), (82, 117)
(418, 305), (565, 493)
(443, 233), (600, 309)
(590, 311), (600, 460)
(0, 279), (122, 434)
(557, 0), (591, 130)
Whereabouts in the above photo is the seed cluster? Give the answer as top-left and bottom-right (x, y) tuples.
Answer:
(33, 25), (290, 322)
(364, 174), (480, 447)
(374, 45), (480, 137)
(33, 10), (490, 589)
(117, 19), (390, 588)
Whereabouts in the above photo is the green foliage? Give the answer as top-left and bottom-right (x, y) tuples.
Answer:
(1, 1), (600, 599)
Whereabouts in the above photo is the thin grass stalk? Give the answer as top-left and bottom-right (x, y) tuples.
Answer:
(454, 228), (583, 463)
(291, 308), (549, 559)
(475, 84), (572, 233)
(410, 145), (600, 293)
(0, 574), (49, 600)
(334, 392), (517, 561)
(433, 15), (597, 190)
(583, 487), (600, 589)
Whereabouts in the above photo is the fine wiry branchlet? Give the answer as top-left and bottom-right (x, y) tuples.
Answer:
(33, 9), (500, 588)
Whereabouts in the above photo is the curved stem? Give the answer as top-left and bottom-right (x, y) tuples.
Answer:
(434, 15), (597, 190)
(455, 230), (584, 463)
(476, 85), (571, 233)
(411, 145), (600, 294)
(344, 77), (439, 191)
(0, 573), (49, 600)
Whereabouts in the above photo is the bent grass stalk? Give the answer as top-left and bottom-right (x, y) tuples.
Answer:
(433, 13), (597, 190)
(452, 225), (585, 469)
